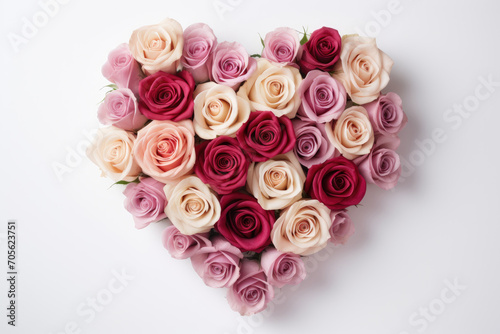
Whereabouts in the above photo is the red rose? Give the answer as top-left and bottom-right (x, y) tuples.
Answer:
(304, 156), (366, 210)
(297, 27), (341, 75)
(236, 111), (296, 162)
(138, 70), (195, 121)
(194, 136), (250, 195)
(216, 193), (275, 253)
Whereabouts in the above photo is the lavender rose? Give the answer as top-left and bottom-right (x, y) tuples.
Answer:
(97, 88), (147, 131)
(181, 23), (217, 83)
(227, 259), (274, 316)
(191, 236), (243, 288)
(261, 248), (306, 288)
(208, 41), (257, 90)
(329, 210), (355, 245)
(364, 92), (408, 136)
(123, 177), (167, 229)
(101, 43), (143, 95)
(355, 135), (401, 190)
(292, 119), (339, 168)
(162, 225), (211, 260)
(297, 70), (346, 123)
(262, 27), (300, 64)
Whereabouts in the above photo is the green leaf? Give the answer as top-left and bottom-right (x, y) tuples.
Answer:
(109, 178), (140, 189)
(250, 53), (261, 58)
(259, 33), (265, 48)
(300, 27), (309, 45)
(101, 84), (118, 91)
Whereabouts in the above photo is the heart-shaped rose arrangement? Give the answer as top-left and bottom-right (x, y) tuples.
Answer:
(87, 18), (407, 315)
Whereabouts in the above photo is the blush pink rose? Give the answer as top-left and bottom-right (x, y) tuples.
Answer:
(98, 88), (147, 131)
(208, 41), (257, 90)
(292, 119), (339, 168)
(101, 43), (143, 95)
(123, 177), (167, 229)
(181, 23), (217, 83)
(297, 70), (347, 123)
(262, 27), (300, 64)
(329, 210), (355, 245)
(260, 248), (306, 288)
(134, 120), (196, 184)
(162, 225), (211, 260)
(227, 259), (274, 316)
(355, 135), (401, 190)
(364, 92), (408, 136)
(190, 236), (243, 288)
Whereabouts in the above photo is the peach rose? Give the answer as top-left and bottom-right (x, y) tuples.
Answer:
(86, 126), (141, 182)
(271, 199), (332, 256)
(246, 152), (305, 210)
(129, 18), (184, 75)
(326, 106), (374, 160)
(164, 175), (221, 235)
(237, 58), (302, 118)
(333, 35), (393, 105)
(193, 82), (251, 139)
(134, 120), (195, 183)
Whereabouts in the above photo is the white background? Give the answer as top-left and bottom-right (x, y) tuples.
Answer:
(1, 0), (500, 333)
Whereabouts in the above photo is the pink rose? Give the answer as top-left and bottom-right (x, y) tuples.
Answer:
(191, 236), (243, 288)
(123, 177), (167, 229)
(355, 135), (401, 190)
(134, 120), (196, 184)
(97, 88), (147, 131)
(208, 41), (257, 90)
(329, 210), (355, 245)
(292, 119), (339, 168)
(297, 70), (347, 123)
(181, 23), (217, 83)
(364, 92), (407, 136)
(101, 43), (143, 95)
(262, 27), (300, 64)
(227, 259), (274, 316)
(260, 248), (306, 288)
(162, 225), (211, 259)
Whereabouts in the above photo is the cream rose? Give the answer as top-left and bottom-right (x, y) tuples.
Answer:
(129, 18), (184, 75)
(164, 175), (221, 235)
(237, 58), (302, 118)
(246, 152), (305, 210)
(271, 199), (332, 256)
(326, 106), (374, 160)
(332, 35), (393, 105)
(86, 126), (141, 182)
(193, 83), (251, 139)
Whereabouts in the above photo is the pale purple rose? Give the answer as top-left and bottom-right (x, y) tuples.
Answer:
(227, 259), (274, 316)
(162, 225), (211, 260)
(355, 135), (401, 190)
(364, 92), (408, 136)
(181, 23), (217, 83)
(297, 70), (347, 123)
(260, 248), (306, 288)
(191, 236), (243, 288)
(292, 119), (339, 168)
(262, 27), (300, 64)
(97, 88), (147, 131)
(102, 43), (143, 95)
(123, 177), (167, 229)
(208, 41), (257, 90)
(329, 210), (355, 246)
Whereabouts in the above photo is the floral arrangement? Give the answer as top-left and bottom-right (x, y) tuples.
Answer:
(87, 18), (407, 315)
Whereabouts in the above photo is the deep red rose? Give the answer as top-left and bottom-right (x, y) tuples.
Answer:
(297, 27), (341, 75)
(216, 193), (275, 253)
(194, 136), (250, 195)
(304, 156), (366, 210)
(236, 111), (296, 162)
(138, 70), (195, 121)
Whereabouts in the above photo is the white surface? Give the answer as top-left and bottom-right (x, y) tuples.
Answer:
(1, 0), (500, 333)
